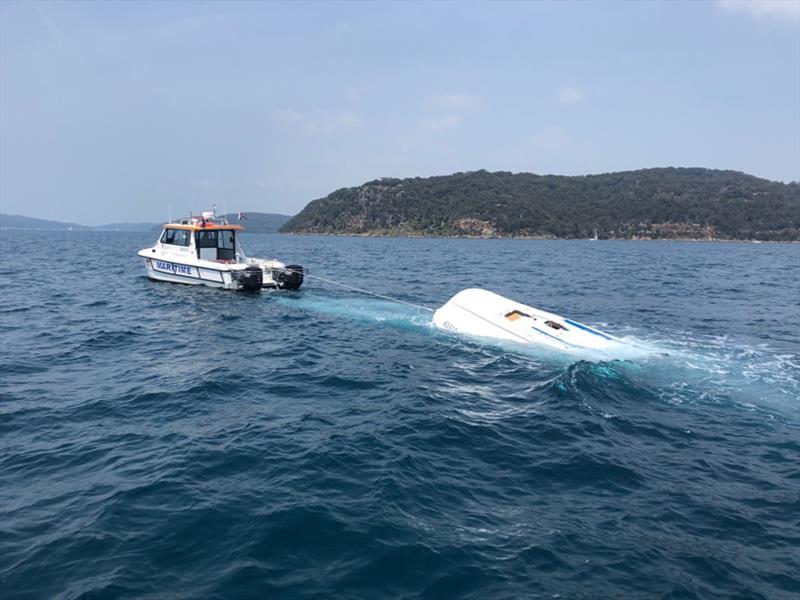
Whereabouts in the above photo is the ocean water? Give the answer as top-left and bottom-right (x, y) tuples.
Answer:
(1, 230), (799, 599)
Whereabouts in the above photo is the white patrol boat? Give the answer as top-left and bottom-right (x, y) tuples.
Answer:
(137, 210), (303, 292)
(433, 288), (623, 353)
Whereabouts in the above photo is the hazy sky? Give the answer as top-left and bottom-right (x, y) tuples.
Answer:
(1, 0), (798, 225)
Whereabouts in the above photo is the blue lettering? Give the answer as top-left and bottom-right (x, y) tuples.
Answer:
(155, 261), (193, 276)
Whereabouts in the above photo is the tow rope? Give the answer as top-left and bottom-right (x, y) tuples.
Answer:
(283, 267), (435, 314)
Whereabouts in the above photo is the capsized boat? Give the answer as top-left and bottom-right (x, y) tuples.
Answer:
(137, 210), (303, 292)
(433, 288), (622, 352)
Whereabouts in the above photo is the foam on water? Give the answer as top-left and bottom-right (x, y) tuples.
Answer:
(273, 293), (434, 329)
(274, 291), (798, 419)
(623, 331), (800, 417)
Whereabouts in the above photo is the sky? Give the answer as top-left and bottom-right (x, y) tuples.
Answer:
(1, 0), (798, 225)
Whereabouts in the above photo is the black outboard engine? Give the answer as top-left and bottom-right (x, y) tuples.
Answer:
(275, 265), (304, 291)
(233, 266), (263, 292)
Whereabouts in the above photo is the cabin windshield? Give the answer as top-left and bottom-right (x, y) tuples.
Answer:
(195, 229), (237, 261)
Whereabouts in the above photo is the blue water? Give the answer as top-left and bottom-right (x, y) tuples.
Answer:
(1, 231), (799, 599)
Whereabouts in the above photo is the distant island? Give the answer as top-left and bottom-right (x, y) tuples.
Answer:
(0, 214), (94, 231)
(281, 168), (800, 241)
(0, 212), (292, 234)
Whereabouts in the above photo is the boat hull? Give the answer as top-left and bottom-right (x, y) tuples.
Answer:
(433, 288), (621, 352)
(142, 257), (233, 288)
(139, 254), (301, 292)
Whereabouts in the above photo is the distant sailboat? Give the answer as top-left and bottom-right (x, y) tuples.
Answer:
(591, 228), (598, 241)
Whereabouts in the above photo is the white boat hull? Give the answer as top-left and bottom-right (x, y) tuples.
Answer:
(433, 288), (622, 352)
(142, 257), (231, 288)
(137, 249), (303, 292)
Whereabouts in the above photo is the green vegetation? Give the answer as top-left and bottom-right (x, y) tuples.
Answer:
(281, 168), (800, 241)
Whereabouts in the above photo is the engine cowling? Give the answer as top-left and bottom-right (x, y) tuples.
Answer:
(275, 265), (303, 290)
(233, 266), (263, 292)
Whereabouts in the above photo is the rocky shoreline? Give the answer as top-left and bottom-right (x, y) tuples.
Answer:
(280, 230), (795, 243)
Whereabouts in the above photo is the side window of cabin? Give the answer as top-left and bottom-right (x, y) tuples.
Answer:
(161, 229), (190, 246)
(161, 229), (176, 244)
(219, 232), (235, 250)
(217, 230), (235, 260)
(173, 229), (190, 246)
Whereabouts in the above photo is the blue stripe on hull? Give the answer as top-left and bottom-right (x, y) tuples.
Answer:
(563, 318), (613, 340)
(528, 323), (575, 347)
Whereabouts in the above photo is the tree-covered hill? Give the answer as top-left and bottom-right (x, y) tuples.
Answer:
(0, 213), (90, 230)
(280, 168), (800, 241)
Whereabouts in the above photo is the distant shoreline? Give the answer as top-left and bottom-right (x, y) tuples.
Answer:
(3, 229), (794, 243)
(277, 231), (797, 243)
(2, 227), (795, 243)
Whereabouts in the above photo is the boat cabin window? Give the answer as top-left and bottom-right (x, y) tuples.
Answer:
(196, 230), (236, 261)
(196, 230), (218, 248)
(219, 232), (235, 252)
(161, 228), (190, 246)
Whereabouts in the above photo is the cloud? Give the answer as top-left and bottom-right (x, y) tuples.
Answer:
(272, 108), (304, 123)
(427, 92), (480, 111)
(272, 108), (364, 137)
(344, 86), (368, 101)
(417, 114), (461, 133)
(555, 86), (585, 104)
(333, 111), (363, 129)
(413, 92), (479, 135)
(717, 1), (800, 24)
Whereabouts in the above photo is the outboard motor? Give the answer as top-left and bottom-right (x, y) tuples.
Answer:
(275, 265), (304, 291)
(233, 266), (263, 292)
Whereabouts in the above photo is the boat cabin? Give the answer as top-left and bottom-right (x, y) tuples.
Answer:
(159, 214), (245, 263)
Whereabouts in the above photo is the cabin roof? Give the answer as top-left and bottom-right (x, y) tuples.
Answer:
(162, 223), (244, 232)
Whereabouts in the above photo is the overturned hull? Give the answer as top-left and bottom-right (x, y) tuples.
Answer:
(433, 288), (622, 352)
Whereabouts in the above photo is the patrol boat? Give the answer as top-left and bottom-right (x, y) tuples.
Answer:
(137, 210), (303, 292)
